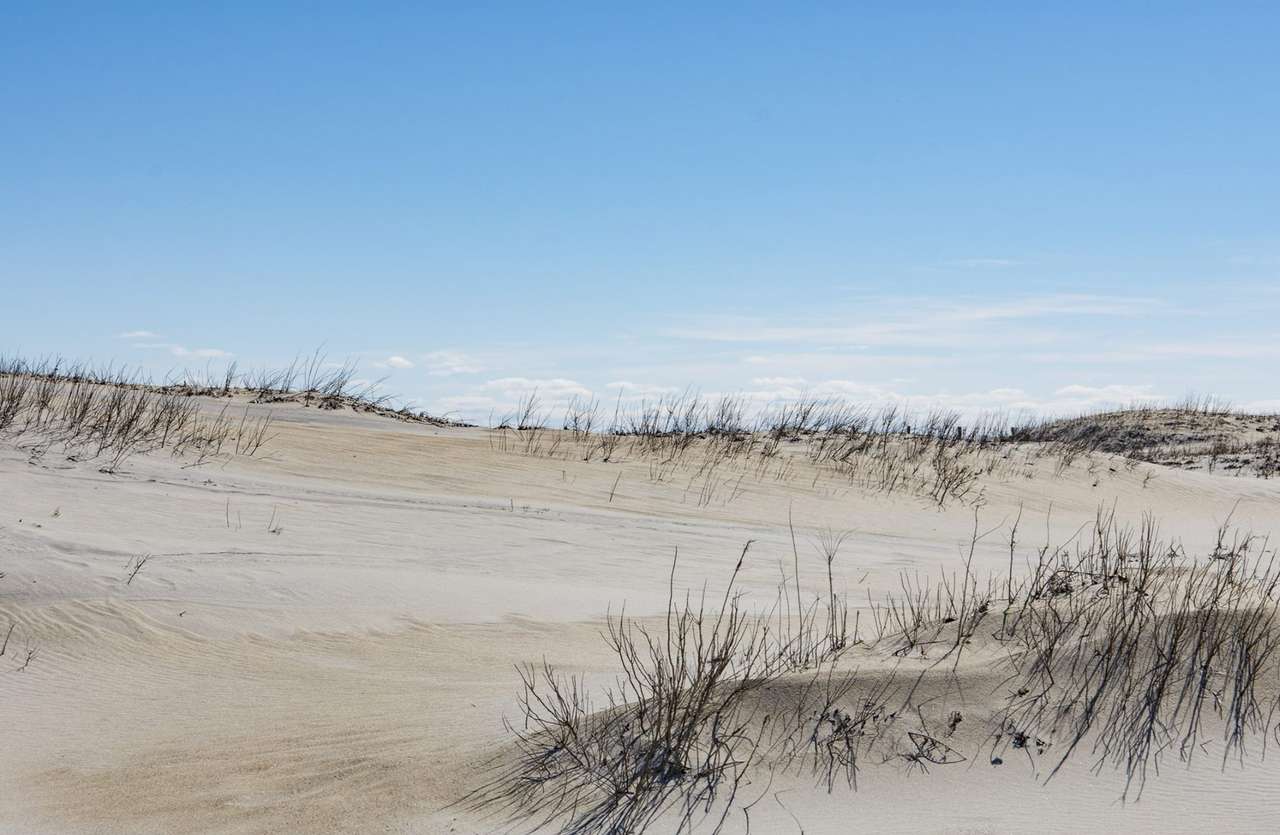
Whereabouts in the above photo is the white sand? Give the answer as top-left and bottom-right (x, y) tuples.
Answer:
(2, 397), (1278, 833)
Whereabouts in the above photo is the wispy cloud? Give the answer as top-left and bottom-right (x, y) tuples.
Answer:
(133, 342), (232, 359)
(666, 294), (1156, 347)
(482, 377), (592, 400)
(1227, 254), (1280, 268)
(424, 350), (483, 376)
(381, 355), (415, 369)
(944, 258), (1023, 269)
(605, 381), (680, 397)
(432, 376), (593, 422)
(116, 329), (160, 339)
(399, 287), (1267, 425)
(1053, 383), (1162, 403)
(750, 376), (807, 387)
(1027, 341), (1280, 364)
(937, 294), (1154, 322)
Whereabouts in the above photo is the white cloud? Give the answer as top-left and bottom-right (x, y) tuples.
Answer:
(482, 377), (592, 400)
(744, 378), (896, 404)
(117, 330), (160, 339)
(938, 294), (1153, 322)
(750, 376), (807, 387)
(429, 377), (594, 424)
(1027, 341), (1280, 364)
(1053, 384), (1162, 403)
(666, 294), (1155, 347)
(604, 381), (680, 397)
(424, 350), (483, 376)
(133, 342), (231, 359)
(385, 355), (414, 369)
(739, 352), (959, 376)
(431, 394), (502, 416)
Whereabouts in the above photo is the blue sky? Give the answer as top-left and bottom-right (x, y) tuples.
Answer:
(3, 4), (1278, 422)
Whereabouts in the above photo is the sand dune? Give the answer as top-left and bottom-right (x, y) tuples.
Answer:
(3, 394), (1280, 833)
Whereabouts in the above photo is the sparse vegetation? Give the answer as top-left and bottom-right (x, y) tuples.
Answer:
(474, 509), (1280, 832)
(0, 355), (274, 469)
(490, 393), (1023, 509)
(123, 553), (152, 585)
(488, 393), (1280, 516)
(467, 544), (854, 833)
(0, 351), (463, 470)
(1009, 398), (1280, 478)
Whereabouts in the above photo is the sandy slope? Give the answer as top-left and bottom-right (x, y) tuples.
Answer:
(2, 397), (1279, 833)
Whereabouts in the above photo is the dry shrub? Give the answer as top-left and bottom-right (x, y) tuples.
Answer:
(474, 511), (1280, 831)
(467, 544), (850, 833)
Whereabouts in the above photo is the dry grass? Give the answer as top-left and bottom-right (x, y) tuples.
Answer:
(1010, 398), (1280, 478)
(489, 394), (1280, 520)
(988, 511), (1280, 796)
(472, 509), (1280, 832)
(464, 543), (852, 833)
(0, 351), (465, 470)
(490, 393), (1023, 509)
(0, 355), (273, 470)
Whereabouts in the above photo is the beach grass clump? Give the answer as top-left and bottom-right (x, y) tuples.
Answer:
(0, 355), (273, 469)
(479, 510), (1280, 831)
(468, 543), (853, 833)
